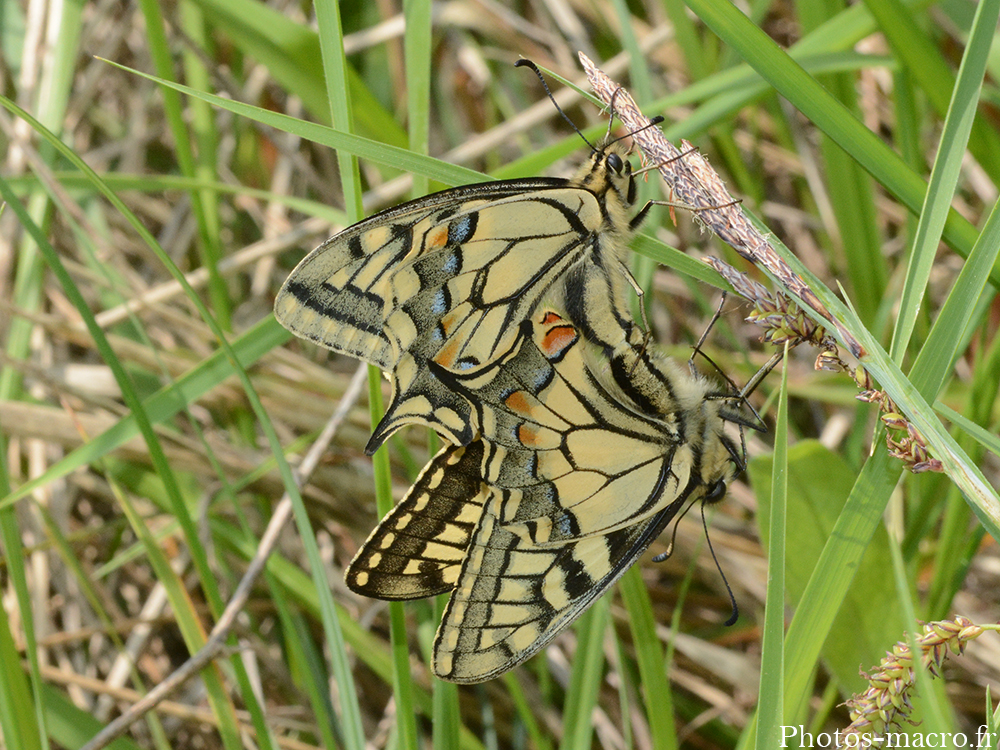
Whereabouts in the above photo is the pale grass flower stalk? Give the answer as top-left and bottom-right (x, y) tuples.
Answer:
(705, 256), (837, 362)
(840, 616), (996, 745)
(579, 53), (944, 473)
(579, 52), (864, 361)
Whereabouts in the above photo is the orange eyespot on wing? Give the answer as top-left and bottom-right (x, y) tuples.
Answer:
(539, 320), (578, 358)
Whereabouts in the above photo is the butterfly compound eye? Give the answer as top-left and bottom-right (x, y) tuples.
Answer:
(606, 152), (624, 174)
(704, 479), (728, 504)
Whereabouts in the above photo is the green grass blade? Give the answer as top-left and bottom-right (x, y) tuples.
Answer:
(890, 0), (1000, 360)
(180, 1), (231, 330)
(0, 316), (288, 509)
(560, 598), (610, 750)
(935, 402), (1000, 459)
(752, 442), (902, 698)
(911, 194), (1000, 399)
(287, 610), (342, 749)
(0, 173), (246, 750)
(684, 0), (990, 282)
(754, 353), (788, 749)
(311, 2), (369, 747)
(404, 0), (432, 198)
(777, 446), (902, 720)
(619, 565), (678, 750)
(864, 0), (1000, 179)
(98, 60), (487, 188)
(315, 0), (362, 220)
(0, 518), (44, 750)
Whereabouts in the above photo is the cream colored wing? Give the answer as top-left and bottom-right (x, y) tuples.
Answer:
(275, 145), (638, 453)
(429, 309), (742, 682)
(432, 484), (680, 682)
(433, 309), (698, 545)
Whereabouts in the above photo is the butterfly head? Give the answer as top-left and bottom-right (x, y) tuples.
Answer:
(567, 139), (638, 242)
(589, 139), (637, 208)
(697, 405), (744, 506)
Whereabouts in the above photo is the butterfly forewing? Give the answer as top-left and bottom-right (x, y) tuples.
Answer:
(275, 147), (638, 453)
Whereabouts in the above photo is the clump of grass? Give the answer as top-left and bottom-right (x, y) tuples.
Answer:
(2, 0), (999, 748)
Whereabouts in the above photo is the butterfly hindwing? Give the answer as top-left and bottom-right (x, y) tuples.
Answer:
(432, 470), (680, 683)
(345, 441), (487, 599)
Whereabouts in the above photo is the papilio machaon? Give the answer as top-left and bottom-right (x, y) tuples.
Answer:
(345, 308), (743, 683)
(274, 139), (644, 454)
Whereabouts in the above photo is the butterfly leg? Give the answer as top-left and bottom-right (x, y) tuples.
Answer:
(689, 292), (728, 377)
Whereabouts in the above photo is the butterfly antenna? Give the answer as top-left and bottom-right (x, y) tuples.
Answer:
(515, 59), (596, 152)
(605, 88), (622, 140)
(602, 87), (667, 146)
(653, 495), (739, 626)
(607, 113), (666, 150)
(702, 500), (739, 626)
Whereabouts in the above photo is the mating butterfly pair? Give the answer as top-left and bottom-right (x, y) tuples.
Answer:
(275, 130), (744, 682)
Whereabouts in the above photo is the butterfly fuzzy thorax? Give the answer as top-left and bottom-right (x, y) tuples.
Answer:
(603, 332), (744, 501)
(274, 139), (641, 453)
